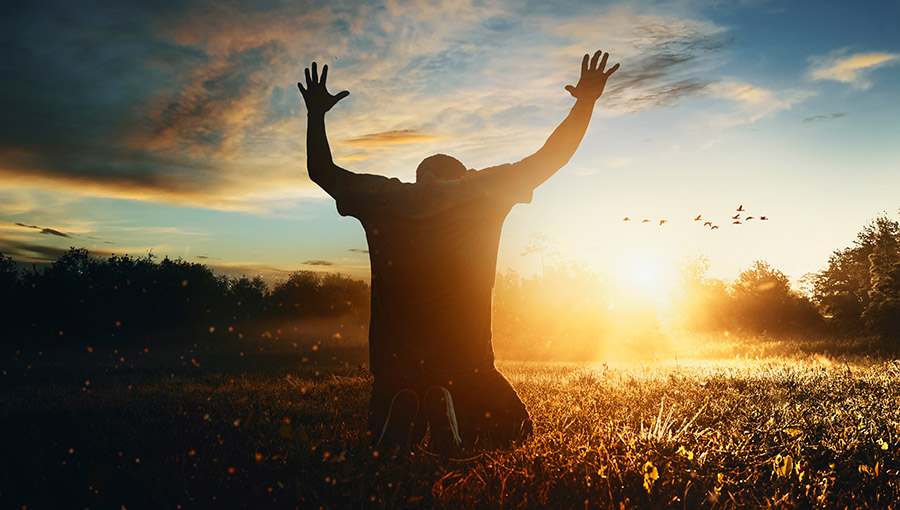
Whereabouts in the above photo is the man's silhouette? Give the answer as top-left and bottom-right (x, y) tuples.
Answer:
(299, 50), (619, 453)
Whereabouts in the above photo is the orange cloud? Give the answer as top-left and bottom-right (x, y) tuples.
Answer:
(342, 130), (444, 149)
(810, 51), (899, 89)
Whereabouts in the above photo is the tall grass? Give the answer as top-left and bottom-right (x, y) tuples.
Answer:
(1, 329), (898, 508)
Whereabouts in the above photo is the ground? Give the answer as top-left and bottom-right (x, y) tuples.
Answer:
(1, 322), (898, 509)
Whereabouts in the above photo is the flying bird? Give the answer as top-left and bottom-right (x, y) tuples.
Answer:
(760, 216), (768, 220)
(733, 221), (742, 224)
(711, 225), (719, 230)
(659, 219), (667, 226)
(737, 205), (744, 212)
(732, 214), (740, 219)
(694, 214), (702, 221)
(703, 221), (712, 227)
(642, 219), (651, 223)
(746, 216), (754, 220)
(623, 217), (631, 221)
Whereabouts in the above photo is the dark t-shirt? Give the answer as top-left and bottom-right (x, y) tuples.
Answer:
(323, 160), (537, 376)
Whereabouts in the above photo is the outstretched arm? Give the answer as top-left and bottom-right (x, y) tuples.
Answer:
(298, 62), (352, 195)
(515, 51), (619, 188)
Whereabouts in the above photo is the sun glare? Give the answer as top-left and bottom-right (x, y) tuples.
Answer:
(619, 253), (677, 306)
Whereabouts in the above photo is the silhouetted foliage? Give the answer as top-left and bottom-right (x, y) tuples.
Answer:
(813, 214), (900, 340)
(270, 270), (369, 319)
(2, 247), (370, 348)
(675, 256), (732, 332)
(730, 260), (823, 336)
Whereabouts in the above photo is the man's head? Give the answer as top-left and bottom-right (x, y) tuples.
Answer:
(416, 154), (467, 183)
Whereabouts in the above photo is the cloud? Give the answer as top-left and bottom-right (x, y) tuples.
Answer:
(347, 248), (369, 254)
(0, 1), (737, 214)
(40, 228), (70, 238)
(13, 221), (71, 238)
(809, 51), (900, 89)
(211, 260), (370, 283)
(585, 12), (731, 112)
(302, 259), (333, 266)
(343, 130), (443, 148)
(802, 112), (848, 124)
(705, 81), (814, 127)
(0, 239), (74, 262)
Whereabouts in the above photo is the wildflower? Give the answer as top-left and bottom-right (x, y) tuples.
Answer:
(643, 461), (659, 492)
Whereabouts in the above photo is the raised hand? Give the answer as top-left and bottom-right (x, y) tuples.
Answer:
(565, 51), (619, 101)
(298, 62), (350, 115)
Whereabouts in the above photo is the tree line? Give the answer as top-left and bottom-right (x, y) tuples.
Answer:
(0, 248), (369, 346)
(492, 212), (900, 359)
(1, 211), (897, 351)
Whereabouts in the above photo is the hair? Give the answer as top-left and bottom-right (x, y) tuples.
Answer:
(415, 154), (467, 182)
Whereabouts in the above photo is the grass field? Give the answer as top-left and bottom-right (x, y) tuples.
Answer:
(1, 322), (899, 509)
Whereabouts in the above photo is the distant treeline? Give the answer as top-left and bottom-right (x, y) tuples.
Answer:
(1, 212), (898, 352)
(492, 212), (900, 359)
(0, 248), (369, 346)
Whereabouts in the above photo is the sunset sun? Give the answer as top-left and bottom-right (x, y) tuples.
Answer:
(616, 250), (678, 306)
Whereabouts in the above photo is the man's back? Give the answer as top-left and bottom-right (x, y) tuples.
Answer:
(333, 165), (535, 376)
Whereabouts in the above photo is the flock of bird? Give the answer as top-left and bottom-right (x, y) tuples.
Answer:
(622, 205), (769, 230)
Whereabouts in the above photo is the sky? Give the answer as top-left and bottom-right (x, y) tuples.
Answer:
(2, 0), (899, 289)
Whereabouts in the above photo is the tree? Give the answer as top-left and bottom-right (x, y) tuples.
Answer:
(0, 252), (19, 328)
(731, 260), (822, 335)
(674, 255), (731, 332)
(862, 216), (900, 338)
(813, 213), (900, 337)
(229, 276), (269, 320)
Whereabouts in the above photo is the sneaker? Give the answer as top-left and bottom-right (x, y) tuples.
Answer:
(424, 385), (462, 454)
(376, 389), (419, 456)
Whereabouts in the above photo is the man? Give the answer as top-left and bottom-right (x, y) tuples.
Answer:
(298, 50), (619, 453)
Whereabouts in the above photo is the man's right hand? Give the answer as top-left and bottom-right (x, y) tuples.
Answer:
(298, 62), (350, 115)
(565, 51), (619, 101)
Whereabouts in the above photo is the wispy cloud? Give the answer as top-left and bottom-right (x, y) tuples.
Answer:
(809, 50), (900, 89)
(705, 81), (814, 127)
(347, 248), (369, 254)
(802, 112), (848, 124)
(584, 11), (730, 112)
(0, 239), (74, 262)
(40, 228), (70, 238)
(343, 130), (443, 148)
(0, 0), (736, 213)
(13, 222), (71, 238)
(302, 259), (333, 266)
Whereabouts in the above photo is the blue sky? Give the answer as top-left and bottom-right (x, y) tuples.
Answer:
(1, 0), (898, 287)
